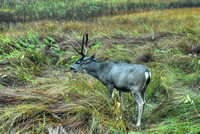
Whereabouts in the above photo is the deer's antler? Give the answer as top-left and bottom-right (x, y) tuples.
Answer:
(71, 33), (88, 59)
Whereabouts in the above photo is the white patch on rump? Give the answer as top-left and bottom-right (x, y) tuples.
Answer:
(141, 71), (151, 90)
(145, 71), (149, 81)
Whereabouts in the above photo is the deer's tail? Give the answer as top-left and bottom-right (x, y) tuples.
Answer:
(145, 70), (151, 86)
(142, 70), (151, 91)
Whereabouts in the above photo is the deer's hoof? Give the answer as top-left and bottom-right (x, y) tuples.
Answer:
(136, 123), (141, 127)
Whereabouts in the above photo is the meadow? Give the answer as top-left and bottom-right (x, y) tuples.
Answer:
(0, 1), (200, 133)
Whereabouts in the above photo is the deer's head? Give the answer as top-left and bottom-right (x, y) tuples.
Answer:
(70, 33), (97, 73)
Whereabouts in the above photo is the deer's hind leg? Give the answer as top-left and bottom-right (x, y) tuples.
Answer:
(141, 86), (147, 117)
(106, 84), (114, 100)
(131, 88), (145, 127)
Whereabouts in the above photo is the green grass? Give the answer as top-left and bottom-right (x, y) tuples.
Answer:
(0, 0), (200, 26)
(0, 5), (200, 133)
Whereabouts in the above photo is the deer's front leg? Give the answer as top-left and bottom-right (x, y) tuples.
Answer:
(106, 84), (114, 100)
(119, 91), (125, 111)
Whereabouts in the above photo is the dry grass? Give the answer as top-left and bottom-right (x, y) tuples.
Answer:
(0, 8), (200, 133)
(1, 8), (200, 39)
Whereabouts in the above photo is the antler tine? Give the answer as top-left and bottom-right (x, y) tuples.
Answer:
(71, 33), (89, 58)
(81, 34), (85, 56)
(71, 42), (84, 56)
(85, 33), (88, 46)
(84, 33), (88, 56)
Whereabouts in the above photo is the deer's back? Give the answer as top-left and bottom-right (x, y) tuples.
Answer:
(99, 61), (149, 92)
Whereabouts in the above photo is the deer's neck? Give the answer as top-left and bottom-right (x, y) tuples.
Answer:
(84, 62), (101, 80)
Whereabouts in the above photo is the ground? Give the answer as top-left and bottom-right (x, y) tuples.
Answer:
(0, 7), (200, 133)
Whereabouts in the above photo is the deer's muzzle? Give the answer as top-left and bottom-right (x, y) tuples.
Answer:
(70, 67), (77, 73)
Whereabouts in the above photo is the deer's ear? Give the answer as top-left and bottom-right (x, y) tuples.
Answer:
(89, 54), (95, 61)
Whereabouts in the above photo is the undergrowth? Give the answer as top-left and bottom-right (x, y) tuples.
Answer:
(0, 7), (200, 133)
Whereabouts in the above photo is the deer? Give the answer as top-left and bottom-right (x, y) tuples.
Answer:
(70, 33), (151, 127)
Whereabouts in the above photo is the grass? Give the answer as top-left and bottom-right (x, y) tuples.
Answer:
(0, 0), (200, 26)
(0, 6), (200, 134)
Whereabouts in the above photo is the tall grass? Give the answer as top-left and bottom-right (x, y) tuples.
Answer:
(0, 7), (200, 133)
(1, 64), (199, 133)
(0, 0), (200, 27)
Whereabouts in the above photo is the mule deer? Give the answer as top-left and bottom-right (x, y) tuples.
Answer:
(70, 33), (151, 127)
